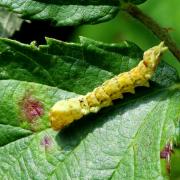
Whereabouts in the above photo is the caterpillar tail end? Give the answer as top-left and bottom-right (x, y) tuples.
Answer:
(145, 41), (168, 59)
(158, 41), (168, 53)
(143, 41), (168, 74)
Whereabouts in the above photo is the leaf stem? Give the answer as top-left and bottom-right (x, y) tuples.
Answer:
(122, 3), (180, 62)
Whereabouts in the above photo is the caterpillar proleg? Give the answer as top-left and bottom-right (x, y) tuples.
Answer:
(49, 42), (168, 130)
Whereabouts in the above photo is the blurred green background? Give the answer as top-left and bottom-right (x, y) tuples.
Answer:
(72, 0), (180, 179)
(72, 0), (180, 76)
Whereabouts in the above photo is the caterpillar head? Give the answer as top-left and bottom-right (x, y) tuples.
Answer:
(143, 42), (168, 70)
(49, 98), (83, 130)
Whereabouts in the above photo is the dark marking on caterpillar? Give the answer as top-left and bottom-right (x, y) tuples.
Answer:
(49, 42), (168, 131)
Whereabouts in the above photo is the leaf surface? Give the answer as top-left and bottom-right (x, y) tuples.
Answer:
(0, 38), (179, 179)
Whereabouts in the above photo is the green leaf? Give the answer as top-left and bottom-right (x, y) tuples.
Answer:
(0, 0), (147, 26)
(0, 37), (144, 94)
(0, 80), (76, 144)
(0, 37), (177, 93)
(0, 38), (179, 179)
(171, 148), (180, 179)
(0, 7), (23, 37)
(0, 80), (179, 179)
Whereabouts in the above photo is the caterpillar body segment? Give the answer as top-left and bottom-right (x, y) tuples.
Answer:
(50, 42), (168, 130)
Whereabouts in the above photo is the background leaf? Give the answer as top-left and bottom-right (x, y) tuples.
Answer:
(0, 37), (143, 94)
(0, 7), (23, 37)
(0, 0), (147, 26)
(73, 0), (180, 75)
(0, 37), (177, 92)
(0, 38), (179, 179)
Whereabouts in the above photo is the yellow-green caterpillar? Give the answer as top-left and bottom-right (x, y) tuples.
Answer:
(49, 42), (168, 130)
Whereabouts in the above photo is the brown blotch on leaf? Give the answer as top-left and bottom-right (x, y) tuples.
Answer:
(160, 143), (174, 174)
(21, 95), (44, 123)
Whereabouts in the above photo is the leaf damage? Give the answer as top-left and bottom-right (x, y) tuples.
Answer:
(19, 93), (44, 131)
(160, 142), (174, 173)
(41, 135), (53, 150)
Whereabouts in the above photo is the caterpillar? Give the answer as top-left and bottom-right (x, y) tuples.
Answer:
(49, 42), (168, 131)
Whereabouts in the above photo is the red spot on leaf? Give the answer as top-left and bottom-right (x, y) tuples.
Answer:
(160, 143), (174, 159)
(41, 136), (52, 150)
(21, 95), (44, 122)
